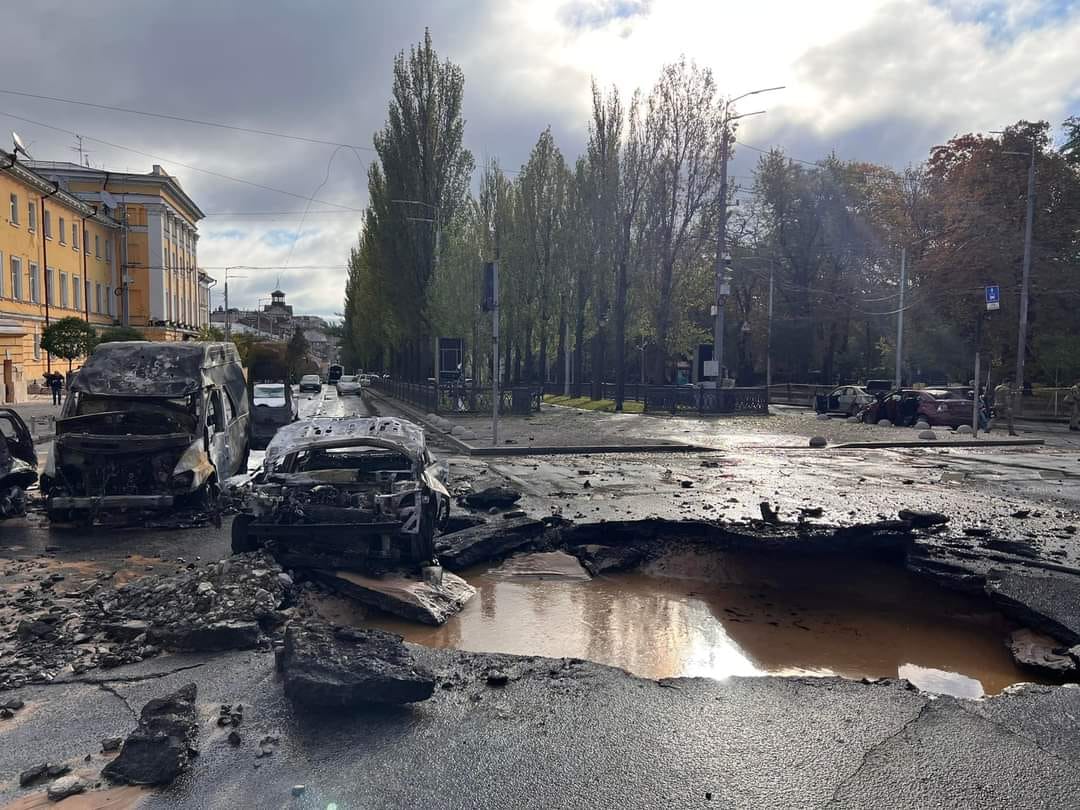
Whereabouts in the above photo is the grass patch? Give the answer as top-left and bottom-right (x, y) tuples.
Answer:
(544, 394), (644, 414)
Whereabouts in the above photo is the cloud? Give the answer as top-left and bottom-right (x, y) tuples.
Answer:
(0, 0), (1075, 318)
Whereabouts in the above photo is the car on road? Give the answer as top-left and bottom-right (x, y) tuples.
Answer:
(857, 388), (973, 428)
(336, 375), (361, 396)
(0, 407), (37, 520)
(299, 374), (322, 393)
(815, 385), (875, 416)
(230, 416), (451, 564)
(250, 382), (299, 450)
(42, 341), (249, 525)
(327, 364), (344, 385)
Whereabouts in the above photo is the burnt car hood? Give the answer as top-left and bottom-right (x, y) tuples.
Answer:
(264, 417), (428, 470)
(56, 411), (194, 452)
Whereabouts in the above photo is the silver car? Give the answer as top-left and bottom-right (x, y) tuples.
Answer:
(336, 375), (361, 396)
(819, 385), (874, 416)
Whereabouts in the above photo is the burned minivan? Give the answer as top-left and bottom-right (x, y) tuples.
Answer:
(42, 341), (250, 525)
(230, 416), (449, 567)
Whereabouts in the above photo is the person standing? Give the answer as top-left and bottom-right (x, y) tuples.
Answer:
(992, 378), (1017, 436)
(48, 372), (63, 407)
(1067, 381), (1080, 432)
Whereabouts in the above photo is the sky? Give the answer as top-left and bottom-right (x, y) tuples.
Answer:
(0, 0), (1076, 319)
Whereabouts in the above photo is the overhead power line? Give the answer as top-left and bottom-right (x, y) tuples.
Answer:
(0, 88), (374, 151)
(0, 110), (365, 212)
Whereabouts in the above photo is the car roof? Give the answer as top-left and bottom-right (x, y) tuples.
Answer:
(264, 416), (426, 468)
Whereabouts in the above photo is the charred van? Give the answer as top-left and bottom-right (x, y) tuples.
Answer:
(42, 341), (250, 524)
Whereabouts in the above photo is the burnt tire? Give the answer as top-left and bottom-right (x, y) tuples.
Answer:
(230, 514), (260, 554)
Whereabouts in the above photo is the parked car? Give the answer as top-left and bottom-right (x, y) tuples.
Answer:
(865, 379), (893, 395)
(41, 341), (249, 525)
(250, 382), (299, 450)
(336, 375), (361, 396)
(0, 407), (37, 520)
(230, 416), (450, 561)
(857, 388), (973, 428)
(815, 385), (875, 416)
(299, 374), (322, 393)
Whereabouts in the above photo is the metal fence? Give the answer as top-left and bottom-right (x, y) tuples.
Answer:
(541, 382), (648, 401)
(642, 386), (769, 415)
(369, 379), (541, 415)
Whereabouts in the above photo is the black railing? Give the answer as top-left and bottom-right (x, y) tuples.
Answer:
(541, 381), (648, 402)
(369, 379), (541, 415)
(643, 385), (769, 415)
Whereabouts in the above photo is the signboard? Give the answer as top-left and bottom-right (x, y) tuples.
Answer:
(694, 343), (714, 382)
(703, 360), (720, 378)
(436, 337), (463, 383)
(985, 285), (1000, 311)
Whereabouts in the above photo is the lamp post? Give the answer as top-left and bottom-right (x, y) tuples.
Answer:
(713, 86), (784, 380)
(221, 266), (248, 341)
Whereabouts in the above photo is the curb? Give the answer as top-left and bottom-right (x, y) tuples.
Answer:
(831, 438), (1045, 449)
(366, 390), (705, 456)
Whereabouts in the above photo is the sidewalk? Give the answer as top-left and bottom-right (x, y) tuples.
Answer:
(5, 396), (61, 443)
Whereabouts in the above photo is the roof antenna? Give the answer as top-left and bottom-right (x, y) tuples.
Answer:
(11, 131), (33, 160)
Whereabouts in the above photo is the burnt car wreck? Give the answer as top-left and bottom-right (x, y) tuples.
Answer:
(0, 407), (37, 519)
(42, 341), (250, 525)
(231, 416), (450, 566)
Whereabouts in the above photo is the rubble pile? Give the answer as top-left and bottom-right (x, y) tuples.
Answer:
(281, 621), (435, 707)
(0, 552), (288, 690)
(103, 683), (200, 785)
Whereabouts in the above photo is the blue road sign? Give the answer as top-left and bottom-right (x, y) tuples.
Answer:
(986, 285), (1000, 310)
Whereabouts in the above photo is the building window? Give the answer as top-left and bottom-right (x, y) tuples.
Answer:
(46, 267), (55, 305)
(27, 202), (36, 232)
(10, 256), (22, 301)
(73, 275), (81, 311)
(29, 263), (39, 303)
(105, 238), (112, 262)
(59, 217), (66, 244)
(0, 253), (5, 298)
(9, 193), (18, 225)
(43, 210), (52, 239)
(84, 227), (90, 254)
(33, 333), (41, 360)
(60, 272), (69, 308)
(95, 283), (102, 314)
(94, 234), (101, 258)
(105, 285), (113, 316)
(71, 223), (79, 250)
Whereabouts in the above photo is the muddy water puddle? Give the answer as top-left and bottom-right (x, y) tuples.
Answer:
(368, 547), (1046, 698)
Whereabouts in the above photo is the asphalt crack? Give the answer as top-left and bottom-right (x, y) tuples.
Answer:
(97, 682), (138, 722)
(822, 699), (931, 808)
(75, 662), (209, 685)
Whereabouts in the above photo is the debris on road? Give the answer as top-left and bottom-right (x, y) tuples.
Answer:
(898, 509), (949, 528)
(102, 683), (200, 786)
(46, 774), (87, 801)
(463, 482), (522, 509)
(435, 516), (545, 570)
(315, 569), (475, 626)
(1007, 629), (1078, 674)
(281, 621), (436, 707)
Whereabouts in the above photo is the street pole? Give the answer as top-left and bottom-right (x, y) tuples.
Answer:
(766, 265), (774, 389)
(224, 280), (230, 341)
(491, 261), (500, 447)
(973, 309), (983, 437)
(712, 113), (731, 381)
(1015, 144), (1036, 409)
(895, 245), (906, 390)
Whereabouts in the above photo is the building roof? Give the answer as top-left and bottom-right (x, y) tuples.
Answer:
(23, 160), (205, 222)
(1, 151), (109, 221)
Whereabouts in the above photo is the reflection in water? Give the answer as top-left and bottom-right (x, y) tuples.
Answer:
(365, 548), (1046, 699)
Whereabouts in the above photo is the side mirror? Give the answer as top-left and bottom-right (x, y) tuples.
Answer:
(426, 460), (450, 485)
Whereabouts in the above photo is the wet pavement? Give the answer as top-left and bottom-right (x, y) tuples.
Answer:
(3, 389), (1080, 807)
(367, 548), (1041, 698)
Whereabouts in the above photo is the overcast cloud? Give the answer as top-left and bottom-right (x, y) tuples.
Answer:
(0, 0), (1076, 318)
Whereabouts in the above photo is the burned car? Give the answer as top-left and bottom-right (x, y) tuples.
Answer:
(230, 417), (450, 569)
(42, 341), (249, 525)
(0, 407), (37, 519)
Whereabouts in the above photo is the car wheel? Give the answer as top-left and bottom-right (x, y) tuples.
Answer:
(231, 514), (261, 554)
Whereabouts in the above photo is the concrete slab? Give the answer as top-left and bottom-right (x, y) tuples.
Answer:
(316, 569), (476, 626)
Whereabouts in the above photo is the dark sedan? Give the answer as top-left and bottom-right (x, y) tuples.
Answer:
(857, 388), (973, 428)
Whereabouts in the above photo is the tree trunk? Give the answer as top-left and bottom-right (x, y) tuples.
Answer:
(538, 320), (548, 385)
(556, 312), (566, 387)
(524, 323), (534, 383)
(590, 326), (606, 401)
(573, 312), (585, 398)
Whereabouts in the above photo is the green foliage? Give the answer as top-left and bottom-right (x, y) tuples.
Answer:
(41, 317), (97, 370)
(197, 325), (225, 341)
(96, 326), (146, 344)
(286, 327), (311, 379)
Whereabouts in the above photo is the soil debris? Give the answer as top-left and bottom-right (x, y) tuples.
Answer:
(102, 683), (200, 786)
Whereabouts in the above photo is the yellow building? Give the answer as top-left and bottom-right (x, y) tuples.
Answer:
(26, 161), (209, 342)
(1, 151), (121, 401)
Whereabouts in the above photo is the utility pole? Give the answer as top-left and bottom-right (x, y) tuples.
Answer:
(1015, 143), (1036, 405)
(490, 262), (499, 447)
(895, 245), (906, 390)
(711, 86), (783, 382)
(766, 265), (774, 389)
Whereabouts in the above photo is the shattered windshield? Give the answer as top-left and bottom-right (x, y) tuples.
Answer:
(68, 393), (197, 433)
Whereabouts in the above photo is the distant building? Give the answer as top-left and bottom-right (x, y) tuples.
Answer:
(212, 289), (339, 368)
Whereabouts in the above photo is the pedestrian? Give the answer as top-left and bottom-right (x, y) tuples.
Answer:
(1066, 381), (1080, 432)
(991, 378), (1017, 436)
(48, 372), (63, 407)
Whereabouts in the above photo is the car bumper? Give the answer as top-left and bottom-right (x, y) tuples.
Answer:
(49, 495), (175, 510)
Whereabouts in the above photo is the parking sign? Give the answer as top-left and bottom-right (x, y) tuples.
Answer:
(986, 285), (1000, 311)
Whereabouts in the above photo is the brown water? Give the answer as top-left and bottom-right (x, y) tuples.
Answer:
(367, 547), (1047, 699)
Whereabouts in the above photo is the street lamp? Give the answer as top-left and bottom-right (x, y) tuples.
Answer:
(713, 86), (784, 381)
(392, 199), (441, 268)
(221, 266), (249, 340)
